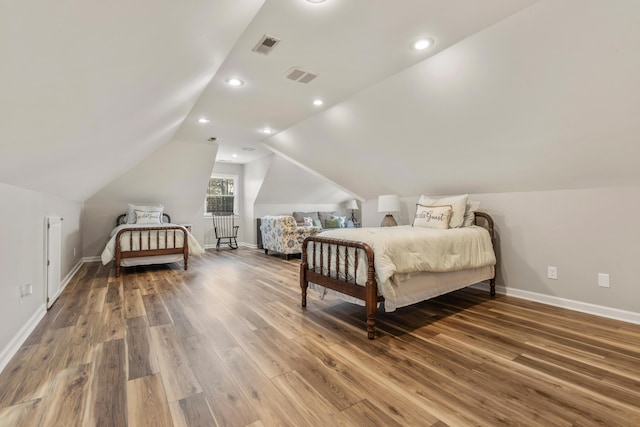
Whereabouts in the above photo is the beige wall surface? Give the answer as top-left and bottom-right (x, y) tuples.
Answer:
(0, 183), (82, 363)
(82, 139), (217, 256)
(362, 186), (640, 315)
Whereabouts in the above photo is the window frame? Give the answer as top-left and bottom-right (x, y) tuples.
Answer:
(204, 173), (238, 216)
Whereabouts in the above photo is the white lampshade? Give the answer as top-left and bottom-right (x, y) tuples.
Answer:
(378, 195), (400, 213)
(346, 199), (359, 210)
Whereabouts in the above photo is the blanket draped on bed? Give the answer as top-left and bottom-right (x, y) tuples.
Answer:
(101, 223), (204, 265)
(313, 225), (496, 304)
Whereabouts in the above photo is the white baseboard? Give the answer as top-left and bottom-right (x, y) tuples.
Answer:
(0, 304), (47, 374)
(471, 283), (640, 325)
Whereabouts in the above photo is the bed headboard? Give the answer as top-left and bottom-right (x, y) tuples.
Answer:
(116, 213), (171, 226)
(474, 211), (495, 246)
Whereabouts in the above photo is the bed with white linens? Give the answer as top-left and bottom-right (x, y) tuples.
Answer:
(300, 194), (497, 339)
(100, 204), (204, 277)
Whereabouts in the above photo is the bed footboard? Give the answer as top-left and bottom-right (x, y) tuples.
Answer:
(300, 237), (383, 339)
(115, 226), (189, 277)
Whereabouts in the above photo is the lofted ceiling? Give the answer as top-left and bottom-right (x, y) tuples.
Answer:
(0, 0), (264, 201)
(176, 0), (539, 164)
(4, 0), (637, 204)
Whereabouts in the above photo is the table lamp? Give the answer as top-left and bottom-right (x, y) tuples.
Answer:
(378, 195), (400, 227)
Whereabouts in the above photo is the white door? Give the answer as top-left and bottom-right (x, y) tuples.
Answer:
(46, 216), (62, 308)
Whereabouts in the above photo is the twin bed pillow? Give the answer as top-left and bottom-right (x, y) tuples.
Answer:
(413, 204), (452, 229)
(414, 194), (480, 229)
(125, 203), (164, 224)
(134, 210), (163, 224)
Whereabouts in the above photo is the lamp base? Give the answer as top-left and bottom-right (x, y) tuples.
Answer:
(380, 214), (397, 227)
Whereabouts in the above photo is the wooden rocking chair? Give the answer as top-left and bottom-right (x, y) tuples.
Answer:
(212, 213), (239, 249)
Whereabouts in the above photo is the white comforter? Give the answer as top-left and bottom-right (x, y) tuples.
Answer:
(311, 225), (496, 303)
(101, 223), (204, 265)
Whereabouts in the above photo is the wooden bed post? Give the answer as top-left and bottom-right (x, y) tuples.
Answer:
(364, 249), (378, 340)
(300, 239), (309, 308)
(475, 212), (497, 298)
(365, 278), (378, 340)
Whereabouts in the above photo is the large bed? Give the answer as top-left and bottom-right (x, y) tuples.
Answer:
(101, 208), (204, 277)
(300, 210), (497, 339)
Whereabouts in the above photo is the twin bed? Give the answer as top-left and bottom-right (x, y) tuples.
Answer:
(101, 207), (203, 277)
(300, 208), (497, 339)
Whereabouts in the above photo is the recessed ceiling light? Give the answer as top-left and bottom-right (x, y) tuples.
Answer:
(232, 154), (238, 158)
(225, 77), (245, 87)
(412, 38), (434, 51)
(261, 127), (274, 134)
(306, 0), (327, 3)
(198, 118), (210, 123)
(313, 99), (324, 106)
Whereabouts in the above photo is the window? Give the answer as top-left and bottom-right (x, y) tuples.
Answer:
(205, 175), (237, 215)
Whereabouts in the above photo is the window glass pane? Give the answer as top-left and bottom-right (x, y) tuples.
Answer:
(205, 177), (235, 214)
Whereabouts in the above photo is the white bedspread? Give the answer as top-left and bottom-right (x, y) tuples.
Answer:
(313, 225), (496, 305)
(101, 223), (204, 265)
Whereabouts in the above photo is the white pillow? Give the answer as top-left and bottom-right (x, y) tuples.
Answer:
(463, 200), (481, 227)
(413, 204), (452, 229)
(134, 209), (162, 224)
(126, 203), (164, 224)
(303, 216), (314, 226)
(418, 194), (468, 228)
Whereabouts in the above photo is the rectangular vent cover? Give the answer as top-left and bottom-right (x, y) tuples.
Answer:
(285, 67), (318, 84)
(252, 35), (280, 55)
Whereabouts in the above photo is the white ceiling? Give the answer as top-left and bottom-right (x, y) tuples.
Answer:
(175, 0), (539, 164)
(0, 0), (264, 201)
(5, 0), (638, 203)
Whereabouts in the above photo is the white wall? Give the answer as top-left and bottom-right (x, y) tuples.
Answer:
(0, 183), (82, 369)
(242, 154), (272, 245)
(362, 186), (640, 315)
(83, 139), (217, 256)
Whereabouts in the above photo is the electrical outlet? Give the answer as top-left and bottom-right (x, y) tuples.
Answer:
(20, 284), (33, 298)
(547, 266), (558, 280)
(73, 247), (76, 257)
(598, 273), (610, 288)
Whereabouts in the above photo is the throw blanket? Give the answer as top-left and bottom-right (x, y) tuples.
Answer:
(315, 225), (496, 302)
(101, 223), (204, 265)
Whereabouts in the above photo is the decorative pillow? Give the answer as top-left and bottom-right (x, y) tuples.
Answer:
(126, 203), (164, 224)
(413, 204), (452, 229)
(303, 216), (314, 226)
(324, 217), (342, 228)
(418, 194), (468, 228)
(293, 211), (319, 226)
(463, 200), (481, 227)
(134, 209), (162, 224)
(330, 215), (347, 228)
(312, 218), (322, 227)
(318, 211), (340, 228)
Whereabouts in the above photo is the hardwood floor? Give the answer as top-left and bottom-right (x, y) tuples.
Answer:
(1, 248), (639, 426)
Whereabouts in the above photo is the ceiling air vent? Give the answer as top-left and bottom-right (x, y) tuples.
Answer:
(285, 67), (318, 84)
(252, 34), (280, 55)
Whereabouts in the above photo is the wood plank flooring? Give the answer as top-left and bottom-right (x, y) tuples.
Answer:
(1, 248), (639, 426)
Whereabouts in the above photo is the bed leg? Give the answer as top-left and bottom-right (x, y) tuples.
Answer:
(490, 278), (496, 297)
(116, 265), (120, 278)
(365, 280), (377, 340)
(300, 264), (308, 308)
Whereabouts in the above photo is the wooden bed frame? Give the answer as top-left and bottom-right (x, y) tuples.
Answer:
(300, 212), (497, 339)
(114, 213), (189, 277)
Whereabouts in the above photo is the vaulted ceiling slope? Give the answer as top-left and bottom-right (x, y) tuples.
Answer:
(264, 0), (640, 199)
(177, 0), (538, 164)
(0, 0), (264, 201)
